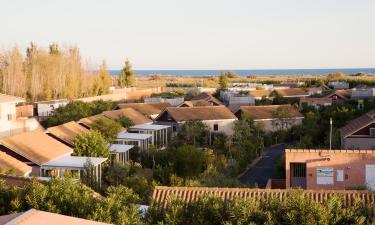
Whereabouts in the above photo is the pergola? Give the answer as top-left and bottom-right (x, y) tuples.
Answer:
(108, 144), (134, 164)
(115, 131), (152, 151)
(129, 124), (170, 149)
(41, 155), (107, 187)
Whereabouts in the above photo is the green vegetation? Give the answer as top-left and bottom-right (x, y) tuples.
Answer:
(41, 100), (113, 127)
(147, 190), (374, 225)
(119, 59), (135, 88)
(117, 115), (134, 128)
(72, 130), (109, 157)
(151, 89), (187, 98)
(218, 72), (229, 90)
(91, 117), (123, 142)
(0, 178), (142, 225)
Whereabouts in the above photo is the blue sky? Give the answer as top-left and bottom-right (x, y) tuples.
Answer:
(1, 0), (374, 70)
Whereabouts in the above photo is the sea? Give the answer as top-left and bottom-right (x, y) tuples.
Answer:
(109, 68), (375, 77)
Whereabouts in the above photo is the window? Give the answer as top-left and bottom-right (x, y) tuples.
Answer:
(332, 95), (338, 100)
(7, 114), (13, 121)
(213, 124), (219, 131)
(370, 128), (375, 136)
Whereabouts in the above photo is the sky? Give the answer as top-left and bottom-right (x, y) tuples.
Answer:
(1, 0), (374, 70)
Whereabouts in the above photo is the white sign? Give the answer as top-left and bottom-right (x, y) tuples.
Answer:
(317, 167), (334, 185)
(336, 170), (344, 182)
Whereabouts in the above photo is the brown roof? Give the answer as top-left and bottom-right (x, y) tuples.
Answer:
(340, 109), (375, 138)
(299, 97), (332, 105)
(78, 114), (108, 127)
(0, 131), (73, 166)
(237, 105), (303, 120)
(274, 88), (309, 97)
(152, 186), (375, 208)
(117, 102), (172, 115)
(248, 90), (271, 98)
(102, 108), (152, 125)
(191, 92), (222, 105)
(179, 100), (214, 107)
(326, 90), (350, 100)
(47, 121), (90, 144)
(0, 93), (25, 103)
(0, 209), (110, 225)
(0, 152), (32, 176)
(159, 106), (237, 121)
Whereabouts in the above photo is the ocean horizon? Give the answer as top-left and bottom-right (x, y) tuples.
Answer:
(109, 68), (375, 77)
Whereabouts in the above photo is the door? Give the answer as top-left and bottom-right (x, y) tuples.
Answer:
(365, 165), (375, 190)
(290, 163), (307, 189)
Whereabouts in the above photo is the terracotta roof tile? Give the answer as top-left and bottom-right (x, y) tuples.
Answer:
(0, 131), (73, 166)
(0, 152), (32, 176)
(162, 106), (237, 121)
(237, 105), (303, 120)
(152, 186), (375, 208)
(47, 121), (90, 144)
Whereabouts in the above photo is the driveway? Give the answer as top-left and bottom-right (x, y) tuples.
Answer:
(239, 144), (285, 188)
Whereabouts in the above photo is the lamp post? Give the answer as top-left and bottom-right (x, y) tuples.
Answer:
(329, 118), (333, 150)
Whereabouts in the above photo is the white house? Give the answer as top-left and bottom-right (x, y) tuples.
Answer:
(34, 99), (69, 120)
(0, 94), (42, 138)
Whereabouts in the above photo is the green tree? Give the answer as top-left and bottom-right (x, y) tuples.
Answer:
(117, 115), (134, 128)
(218, 72), (229, 90)
(119, 59), (135, 88)
(91, 117), (123, 142)
(177, 121), (209, 146)
(272, 106), (293, 130)
(95, 61), (112, 95)
(173, 145), (205, 179)
(72, 130), (109, 157)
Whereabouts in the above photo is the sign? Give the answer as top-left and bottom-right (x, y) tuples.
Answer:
(317, 167), (334, 185)
(336, 170), (344, 182)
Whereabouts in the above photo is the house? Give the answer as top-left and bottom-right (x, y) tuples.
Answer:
(272, 88), (310, 98)
(78, 114), (109, 129)
(350, 87), (375, 100)
(248, 90), (271, 100)
(128, 124), (170, 149)
(0, 209), (110, 225)
(299, 97), (332, 109)
(108, 144), (133, 164)
(235, 105), (304, 132)
(340, 109), (375, 149)
(34, 99), (69, 120)
(0, 152), (32, 177)
(177, 100), (213, 107)
(328, 81), (350, 90)
(102, 108), (152, 125)
(325, 90), (350, 104)
(286, 149), (375, 190)
(47, 121), (90, 146)
(307, 85), (329, 96)
(191, 92), (223, 106)
(114, 131), (153, 151)
(116, 102), (172, 119)
(0, 94), (43, 138)
(144, 96), (185, 106)
(152, 186), (375, 207)
(155, 106), (237, 135)
(0, 131), (107, 183)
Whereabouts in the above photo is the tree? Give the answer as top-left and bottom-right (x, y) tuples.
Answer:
(119, 59), (135, 88)
(272, 106), (293, 130)
(95, 61), (112, 95)
(72, 130), (109, 157)
(117, 115), (134, 128)
(218, 72), (229, 90)
(177, 121), (209, 146)
(173, 145), (205, 179)
(91, 117), (123, 142)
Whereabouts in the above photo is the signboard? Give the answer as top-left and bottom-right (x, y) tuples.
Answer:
(317, 167), (334, 185)
(336, 170), (344, 182)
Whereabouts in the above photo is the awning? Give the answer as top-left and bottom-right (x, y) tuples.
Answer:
(42, 155), (107, 169)
(109, 144), (134, 153)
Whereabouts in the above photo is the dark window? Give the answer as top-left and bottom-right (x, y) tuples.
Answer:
(213, 124), (219, 131)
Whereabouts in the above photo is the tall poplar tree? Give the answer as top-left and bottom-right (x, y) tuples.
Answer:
(119, 59), (135, 88)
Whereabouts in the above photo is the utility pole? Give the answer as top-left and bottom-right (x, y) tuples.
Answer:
(329, 117), (333, 150)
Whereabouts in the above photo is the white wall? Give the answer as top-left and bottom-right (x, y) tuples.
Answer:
(202, 119), (237, 136)
(37, 101), (68, 118)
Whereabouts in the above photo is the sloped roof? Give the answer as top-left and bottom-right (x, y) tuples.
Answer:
(0, 93), (25, 104)
(102, 108), (152, 125)
(248, 90), (271, 98)
(47, 121), (90, 144)
(300, 97), (332, 105)
(274, 88), (309, 97)
(191, 92), (223, 105)
(237, 105), (303, 120)
(78, 114), (108, 127)
(160, 106), (237, 122)
(0, 209), (110, 225)
(0, 131), (73, 166)
(340, 109), (375, 138)
(152, 186), (375, 208)
(0, 152), (32, 176)
(117, 102), (172, 115)
(326, 90), (350, 100)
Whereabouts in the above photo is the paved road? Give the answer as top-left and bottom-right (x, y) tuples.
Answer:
(239, 144), (285, 188)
